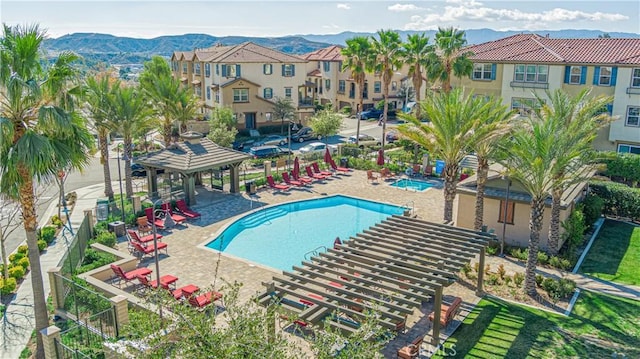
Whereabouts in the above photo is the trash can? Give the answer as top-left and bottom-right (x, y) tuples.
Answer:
(96, 198), (110, 221)
(245, 180), (256, 195)
(108, 221), (126, 237)
(340, 157), (349, 168)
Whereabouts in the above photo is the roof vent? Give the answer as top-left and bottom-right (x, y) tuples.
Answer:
(180, 131), (203, 144)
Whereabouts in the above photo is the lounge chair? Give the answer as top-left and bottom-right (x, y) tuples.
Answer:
(130, 240), (168, 259)
(305, 166), (328, 180)
(411, 164), (421, 177)
(267, 175), (291, 192)
(282, 172), (305, 187)
(161, 203), (187, 225)
(172, 284), (200, 300)
(311, 162), (332, 177)
(380, 168), (397, 180)
(175, 199), (201, 219)
(366, 170), (379, 183)
(188, 290), (223, 309)
(291, 170), (314, 184)
(423, 165), (433, 177)
(397, 336), (423, 359)
(110, 264), (152, 288)
(137, 216), (152, 235)
(136, 273), (179, 290)
(127, 229), (162, 244)
(329, 159), (350, 174)
(144, 207), (165, 230)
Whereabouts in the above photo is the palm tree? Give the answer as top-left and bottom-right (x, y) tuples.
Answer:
(468, 98), (516, 231)
(106, 85), (152, 198)
(428, 27), (473, 93)
(401, 33), (433, 119)
(85, 74), (120, 201)
(535, 89), (613, 254)
(371, 29), (403, 152)
(170, 87), (202, 135)
(341, 36), (373, 145)
(398, 89), (484, 222)
(0, 24), (93, 357)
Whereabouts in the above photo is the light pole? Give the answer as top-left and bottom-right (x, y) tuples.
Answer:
(57, 170), (74, 235)
(287, 121), (298, 171)
(151, 198), (164, 322)
(116, 145), (126, 223)
(500, 176), (512, 257)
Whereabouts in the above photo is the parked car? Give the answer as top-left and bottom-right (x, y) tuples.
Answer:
(248, 145), (292, 159)
(256, 134), (288, 146)
(347, 134), (381, 148)
(386, 130), (400, 143)
(299, 142), (338, 156)
(290, 127), (322, 143)
(131, 163), (165, 177)
(357, 108), (397, 120)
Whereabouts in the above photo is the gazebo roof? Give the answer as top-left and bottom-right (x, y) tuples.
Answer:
(258, 215), (492, 335)
(135, 134), (251, 174)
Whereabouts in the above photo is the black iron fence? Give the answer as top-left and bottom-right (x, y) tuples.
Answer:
(60, 215), (91, 276)
(54, 306), (116, 359)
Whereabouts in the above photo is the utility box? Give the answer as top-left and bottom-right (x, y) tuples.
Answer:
(96, 198), (109, 221)
(108, 221), (126, 237)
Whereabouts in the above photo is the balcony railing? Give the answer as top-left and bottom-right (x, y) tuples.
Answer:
(510, 81), (548, 89)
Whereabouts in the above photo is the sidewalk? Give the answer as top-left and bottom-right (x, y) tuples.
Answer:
(0, 183), (106, 359)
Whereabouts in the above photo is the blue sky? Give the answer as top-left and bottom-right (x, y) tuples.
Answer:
(2, 0), (639, 39)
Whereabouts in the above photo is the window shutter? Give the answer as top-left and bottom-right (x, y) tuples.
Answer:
(236, 65), (241, 78)
(580, 66), (587, 85)
(491, 64), (496, 80)
(282, 64), (286, 76)
(291, 65), (295, 76)
(222, 64), (227, 77)
(606, 103), (613, 115)
(611, 67), (617, 86)
(216, 64), (219, 75)
(564, 66), (571, 84)
(593, 67), (600, 85)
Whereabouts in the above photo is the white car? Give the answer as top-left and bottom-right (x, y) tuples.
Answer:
(299, 142), (338, 156)
(347, 134), (381, 148)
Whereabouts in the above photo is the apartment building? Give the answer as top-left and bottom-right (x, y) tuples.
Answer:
(452, 34), (640, 154)
(171, 42), (311, 130)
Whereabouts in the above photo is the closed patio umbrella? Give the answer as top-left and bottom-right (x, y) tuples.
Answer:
(377, 149), (384, 166)
(324, 147), (333, 164)
(293, 157), (300, 177)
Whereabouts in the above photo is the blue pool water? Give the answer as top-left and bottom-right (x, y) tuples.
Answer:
(206, 195), (405, 271)
(390, 178), (434, 192)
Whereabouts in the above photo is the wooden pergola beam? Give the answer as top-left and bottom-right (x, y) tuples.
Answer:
(377, 221), (487, 251)
(367, 225), (481, 257)
(389, 215), (493, 244)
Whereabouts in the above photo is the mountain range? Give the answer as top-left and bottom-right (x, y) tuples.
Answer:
(43, 29), (640, 65)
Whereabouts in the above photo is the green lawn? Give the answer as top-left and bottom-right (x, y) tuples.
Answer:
(579, 219), (640, 286)
(432, 291), (640, 359)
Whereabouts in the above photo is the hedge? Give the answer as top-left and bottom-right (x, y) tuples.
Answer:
(601, 152), (640, 184)
(589, 180), (640, 219)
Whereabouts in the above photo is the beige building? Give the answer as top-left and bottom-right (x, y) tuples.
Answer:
(453, 34), (640, 154)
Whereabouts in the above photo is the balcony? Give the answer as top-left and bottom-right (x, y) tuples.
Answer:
(510, 81), (548, 89)
(299, 97), (314, 107)
(626, 87), (640, 95)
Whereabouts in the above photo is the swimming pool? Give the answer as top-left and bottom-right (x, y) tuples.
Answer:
(206, 195), (405, 271)
(390, 178), (434, 192)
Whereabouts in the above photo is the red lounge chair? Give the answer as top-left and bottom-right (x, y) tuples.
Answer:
(266, 175), (291, 191)
(329, 159), (349, 174)
(137, 273), (179, 290)
(291, 170), (313, 184)
(282, 172), (305, 187)
(131, 240), (168, 259)
(175, 199), (201, 219)
(188, 290), (223, 309)
(127, 229), (162, 244)
(161, 203), (187, 224)
(110, 264), (152, 287)
(312, 162), (332, 177)
(305, 166), (327, 180)
(172, 284), (200, 300)
(145, 207), (165, 230)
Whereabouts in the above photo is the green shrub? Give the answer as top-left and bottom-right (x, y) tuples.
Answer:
(486, 245), (498, 256)
(77, 249), (117, 274)
(94, 220), (109, 234)
(17, 245), (28, 255)
(541, 277), (576, 302)
(602, 152), (640, 184)
(17, 257), (30, 269)
(562, 209), (588, 257)
(94, 231), (117, 248)
(504, 275), (512, 286)
(548, 256), (572, 270)
(487, 274), (501, 285)
(8, 253), (23, 262)
(0, 277), (17, 295)
(8, 266), (25, 280)
(558, 278), (577, 297)
(37, 240), (48, 252)
(581, 194), (604, 228)
(461, 263), (471, 277)
(541, 278), (559, 295)
(39, 226), (57, 244)
(341, 106), (352, 115)
(560, 258), (572, 271)
(513, 272), (524, 286)
(589, 180), (640, 219)
(537, 251), (549, 265)
(50, 214), (63, 228)
(510, 247), (528, 261)
(535, 274), (545, 287)
(497, 264), (506, 279)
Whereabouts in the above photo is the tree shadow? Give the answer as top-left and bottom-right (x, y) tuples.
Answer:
(580, 220), (634, 276)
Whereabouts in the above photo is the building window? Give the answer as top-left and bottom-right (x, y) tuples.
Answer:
(194, 63), (201, 76)
(323, 61), (330, 72)
(514, 64), (548, 83)
(182, 63), (187, 74)
(631, 68), (640, 88)
(263, 87), (273, 99)
(325, 79), (331, 90)
(391, 81), (397, 91)
(284, 87), (292, 98)
(598, 66), (612, 86)
(264, 64), (272, 75)
(282, 64), (295, 77)
(568, 66), (583, 84)
(233, 88), (249, 102)
(224, 64), (240, 78)
(194, 85), (201, 97)
(498, 200), (515, 224)
(511, 97), (538, 116)
(171, 61), (178, 72)
(473, 63), (494, 80)
(205, 64), (211, 77)
(206, 87), (211, 100)
(215, 91), (219, 103)
(618, 144), (640, 155)
(374, 81), (381, 93)
(338, 80), (346, 93)
(626, 106), (640, 127)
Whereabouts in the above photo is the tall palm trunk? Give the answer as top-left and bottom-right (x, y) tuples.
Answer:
(443, 163), (460, 222)
(474, 157), (490, 231)
(442, 59), (453, 93)
(356, 79), (365, 146)
(99, 131), (114, 201)
(412, 73), (422, 119)
(124, 137), (134, 198)
(525, 197), (545, 295)
(17, 166), (47, 359)
(381, 80), (390, 151)
(548, 187), (563, 255)
(163, 122), (172, 146)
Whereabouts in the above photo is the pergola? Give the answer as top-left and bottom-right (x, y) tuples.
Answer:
(258, 215), (493, 346)
(134, 132), (251, 204)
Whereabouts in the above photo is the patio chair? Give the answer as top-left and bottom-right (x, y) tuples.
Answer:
(282, 172), (305, 187)
(366, 170), (379, 183)
(380, 168), (397, 180)
(110, 264), (152, 288)
(172, 284), (200, 300)
(136, 273), (179, 290)
(175, 199), (201, 219)
(130, 240), (168, 259)
(397, 336), (423, 359)
(311, 162), (332, 177)
(429, 296), (462, 329)
(305, 166), (328, 180)
(127, 229), (162, 244)
(161, 203), (187, 225)
(423, 165), (433, 177)
(188, 290), (223, 309)
(266, 175), (291, 192)
(291, 170), (314, 184)
(411, 164), (421, 177)
(145, 207), (165, 230)
(137, 216), (152, 235)
(329, 159), (350, 174)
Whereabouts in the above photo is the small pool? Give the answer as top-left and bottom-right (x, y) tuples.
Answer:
(390, 178), (434, 192)
(206, 195), (405, 271)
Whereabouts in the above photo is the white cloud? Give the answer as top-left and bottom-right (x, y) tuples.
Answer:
(336, 3), (351, 10)
(322, 24), (341, 30)
(388, 4), (423, 12)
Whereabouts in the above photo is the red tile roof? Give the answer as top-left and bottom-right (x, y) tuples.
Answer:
(466, 34), (640, 65)
(302, 45), (344, 61)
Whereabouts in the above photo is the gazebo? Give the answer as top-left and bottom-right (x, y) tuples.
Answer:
(134, 132), (251, 204)
(258, 215), (493, 346)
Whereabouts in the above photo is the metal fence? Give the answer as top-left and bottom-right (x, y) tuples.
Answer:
(60, 215), (92, 276)
(57, 273), (113, 320)
(54, 306), (116, 359)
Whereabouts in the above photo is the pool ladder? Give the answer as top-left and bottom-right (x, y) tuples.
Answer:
(402, 201), (415, 217)
(304, 246), (327, 261)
